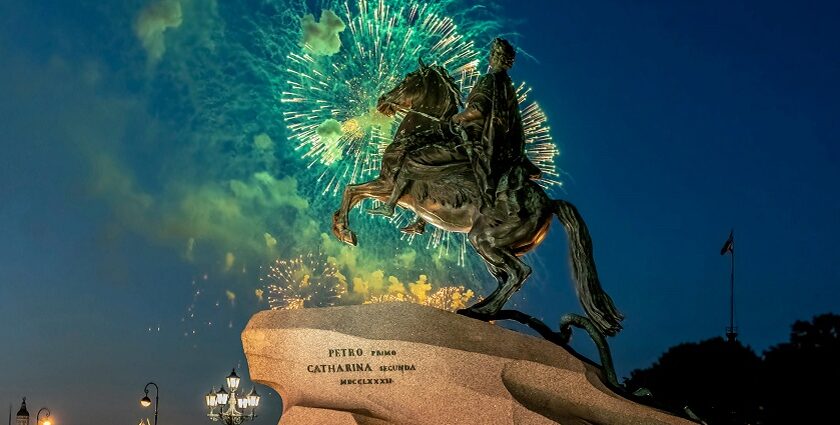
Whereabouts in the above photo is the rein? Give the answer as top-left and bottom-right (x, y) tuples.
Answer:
(388, 101), (470, 152)
(390, 104), (445, 122)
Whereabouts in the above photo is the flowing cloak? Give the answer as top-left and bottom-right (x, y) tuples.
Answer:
(464, 70), (537, 211)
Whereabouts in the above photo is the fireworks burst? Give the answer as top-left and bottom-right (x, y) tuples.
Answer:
(281, 0), (560, 197)
(365, 285), (477, 312)
(263, 253), (478, 312)
(279, 0), (560, 261)
(263, 253), (348, 310)
(517, 83), (561, 189)
(282, 0), (481, 196)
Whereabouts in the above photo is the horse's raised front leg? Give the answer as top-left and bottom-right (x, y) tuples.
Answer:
(332, 178), (392, 246)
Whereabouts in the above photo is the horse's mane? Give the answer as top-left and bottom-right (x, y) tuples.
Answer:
(428, 64), (463, 108)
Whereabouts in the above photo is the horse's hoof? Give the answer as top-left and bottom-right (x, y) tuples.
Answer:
(456, 307), (495, 321)
(338, 229), (358, 246)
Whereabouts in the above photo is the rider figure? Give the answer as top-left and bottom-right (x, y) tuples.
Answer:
(453, 38), (540, 217)
(367, 38), (540, 224)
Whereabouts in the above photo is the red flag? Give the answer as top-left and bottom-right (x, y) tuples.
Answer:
(720, 230), (734, 255)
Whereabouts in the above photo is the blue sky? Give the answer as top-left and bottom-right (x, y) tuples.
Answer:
(1, 1), (838, 424)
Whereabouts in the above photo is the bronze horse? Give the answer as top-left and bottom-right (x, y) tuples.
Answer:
(332, 61), (624, 336)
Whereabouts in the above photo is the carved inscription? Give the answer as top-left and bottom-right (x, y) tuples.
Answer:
(306, 347), (417, 385)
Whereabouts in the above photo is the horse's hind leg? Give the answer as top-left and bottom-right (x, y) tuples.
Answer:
(463, 262), (508, 311)
(462, 222), (532, 317)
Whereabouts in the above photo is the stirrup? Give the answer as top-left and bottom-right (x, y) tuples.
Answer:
(366, 204), (395, 217)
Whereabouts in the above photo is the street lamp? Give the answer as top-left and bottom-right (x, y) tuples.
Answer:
(205, 368), (260, 425)
(36, 408), (51, 425)
(140, 382), (159, 425)
(226, 369), (240, 391)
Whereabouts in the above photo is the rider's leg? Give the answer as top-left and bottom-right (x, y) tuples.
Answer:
(366, 174), (409, 217)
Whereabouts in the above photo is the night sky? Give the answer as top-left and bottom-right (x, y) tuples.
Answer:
(2, 1), (839, 424)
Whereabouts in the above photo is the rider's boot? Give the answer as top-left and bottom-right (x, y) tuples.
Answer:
(400, 218), (427, 235)
(367, 175), (409, 217)
(367, 203), (395, 217)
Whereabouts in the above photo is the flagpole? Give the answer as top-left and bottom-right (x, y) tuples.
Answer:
(727, 230), (737, 342)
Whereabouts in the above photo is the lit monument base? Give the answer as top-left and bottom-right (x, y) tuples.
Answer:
(242, 303), (692, 425)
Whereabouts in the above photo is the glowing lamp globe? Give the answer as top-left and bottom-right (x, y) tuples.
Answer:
(226, 369), (240, 391)
(247, 387), (260, 407)
(205, 388), (218, 407)
(140, 396), (152, 407)
(216, 387), (229, 405)
(237, 397), (249, 409)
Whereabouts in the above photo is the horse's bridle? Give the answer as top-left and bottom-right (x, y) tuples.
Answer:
(385, 65), (459, 124)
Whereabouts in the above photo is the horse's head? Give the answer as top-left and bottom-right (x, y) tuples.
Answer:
(377, 58), (461, 120)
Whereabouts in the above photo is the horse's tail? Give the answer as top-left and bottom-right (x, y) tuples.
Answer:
(553, 200), (624, 336)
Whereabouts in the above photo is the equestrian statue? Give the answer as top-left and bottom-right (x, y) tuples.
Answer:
(331, 38), (624, 339)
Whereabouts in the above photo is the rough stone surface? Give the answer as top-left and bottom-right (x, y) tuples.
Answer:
(280, 406), (391, 425)
(242, 303), (693, 425)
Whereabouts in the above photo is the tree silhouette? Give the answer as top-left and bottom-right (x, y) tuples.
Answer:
(625, 338), (762, 424)
(761, 313), (840, 424)
(625, 313), (839, 424)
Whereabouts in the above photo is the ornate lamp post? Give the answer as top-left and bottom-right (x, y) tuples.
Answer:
(36, 407), (51, 425)
(140, 382), (159, 425)
(205, 369), (260, 424)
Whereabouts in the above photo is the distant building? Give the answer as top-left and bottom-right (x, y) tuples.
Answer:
(15, 398), (29, 425)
